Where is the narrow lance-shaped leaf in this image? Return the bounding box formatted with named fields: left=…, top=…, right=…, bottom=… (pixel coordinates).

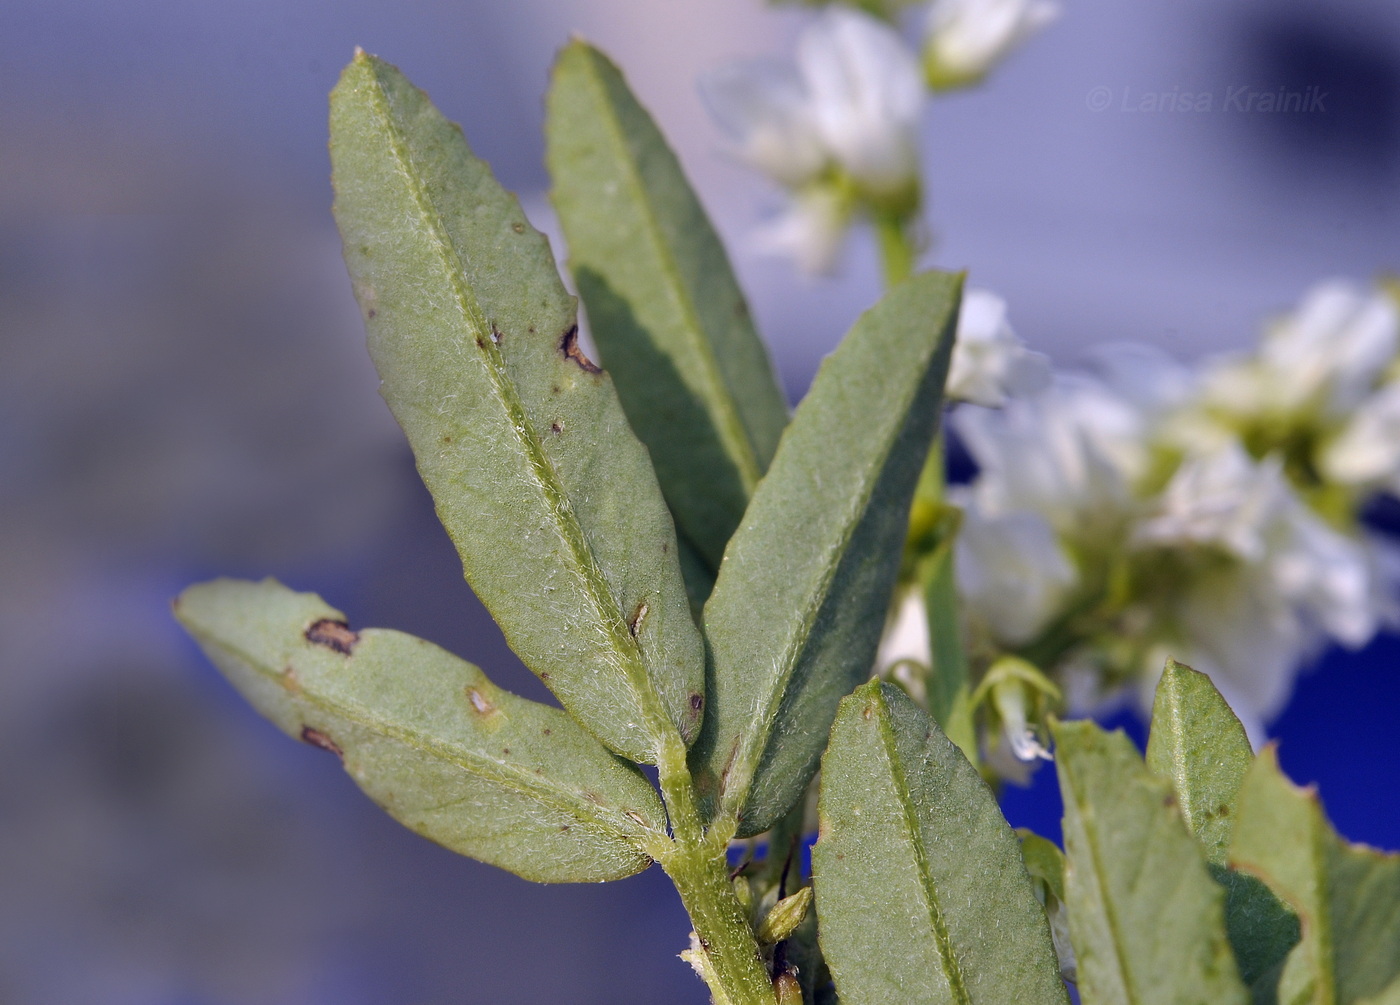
left=693, top=271, right=962, bottom=837
left=1146, top=660, right=1299, bottom=988
left=546, top=41, right=789, bottom=572
left=814, top=682, right=1070, bottom=1005
left=1230, top=746, right=1400, bottom=1005
left=330, top=52, right=704, bottom=764
left=1054, top=719, right=1249, bottom=1005
left=175, top=579, right=667, bottom=883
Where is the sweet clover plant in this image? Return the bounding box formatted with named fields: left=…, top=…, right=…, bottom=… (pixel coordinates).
left=176, top=16, right=1400, bottom=1004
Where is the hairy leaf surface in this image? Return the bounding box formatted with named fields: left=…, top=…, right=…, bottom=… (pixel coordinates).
left=330, top=52, right=703, bottom=763
left=1146, top=660, right=1298, bottom=988
left=176, top=578, right=666, bottom=883
left=814, top=682, right=1069, bottom=1005
left=547, top=41, right=788, bottom=571
left=1231, top=748, right=1400, bottom=1005
left=1054, top=719, right=1248, bottom=1004
left=693, top=271, right=961, bottom=836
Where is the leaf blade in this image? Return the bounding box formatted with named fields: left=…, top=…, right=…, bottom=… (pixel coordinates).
left=1145, top=660, right=1298, bottom=989
left=694, top=271, right=962, bottom=836
left=546, top=41, right=789, bottom=570
left=813, top=682, right=1069, bottom=1005
left=176, top=578, right=667, bottom=883
left=1054, top=719, right=1249, bottom=1005
left=329, top=52, right=704, bottom=763
left=1230, top=747, right=1400, bottom=1005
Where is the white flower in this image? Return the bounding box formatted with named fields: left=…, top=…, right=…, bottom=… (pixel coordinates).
left=1259, top=279, right=1398, bottom=417
left=1193, top=281, right=1400, bottom=427
left=953, top=496, right=1077, bottom=646
left=750, top=186, right=850, bottom=274
left=797, top=7, right=924, bottom=197
left=923, top=0, right=1061, bottom=88
left=697, top=59, right=827, bottom=188
left=953, top=374, right=1147, bottom=534
left=1320, top=381, right=1400, bottom=491
left=945, top=288, right=1050, bottom=406
left=875, top=588, right=930, bottom=672
left=1133, top=445, right=1287, bottom=561
left=1270, top=503, right=1376, bottom=648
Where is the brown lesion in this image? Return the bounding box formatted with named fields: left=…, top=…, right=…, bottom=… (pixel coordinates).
left=559, top=325, right=601, bottom=374
left=305, top=618, right=359, bottom=655
left=300, top=726, right=344, bottom=759
left=627, top=601, right=649, bottom=638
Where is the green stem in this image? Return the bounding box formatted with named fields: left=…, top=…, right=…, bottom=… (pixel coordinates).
left=874, top=212, right=915, bottom=289
left=656, top=738, right=776, bottom=1005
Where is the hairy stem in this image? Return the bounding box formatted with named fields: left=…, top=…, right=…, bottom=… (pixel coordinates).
left=657, top=737, right=776, bottom=1005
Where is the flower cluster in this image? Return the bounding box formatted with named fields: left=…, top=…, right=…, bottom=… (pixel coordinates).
left=701, top=0, right=1058, bottom=273
left=907, top=280, right=1400, bottom=766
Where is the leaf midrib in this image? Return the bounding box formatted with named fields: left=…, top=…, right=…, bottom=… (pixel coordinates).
left=874, top=691, right=972, bottom=1004
left=206, top=627, right=659, bottom=848
left=1065, top=752, right=1141, bottom=1003
left=573, top=49, right=763, bottom=493
left=722, top=385, right=920, bottom=818
left=361, top=61, right=673, bottom=750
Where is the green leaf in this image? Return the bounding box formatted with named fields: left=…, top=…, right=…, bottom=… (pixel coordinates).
left=175, top=578, right=667, bottom=883
left=546, top=41, right=788, bottom=571
left=692, top=271, right=962, bottom=837
left=813, top=682, right=1069, bottom=1005
left=329, top=51, right=704, bottom=764
left=1053, top=719, right=1249, bottom=1004
left=1230, top=746, right=1400, bottom=1005
left=1146, top=660, right=1299, bottom=989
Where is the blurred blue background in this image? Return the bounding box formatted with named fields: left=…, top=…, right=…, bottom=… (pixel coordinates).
left=2, top=0, right=1398, bottom=1002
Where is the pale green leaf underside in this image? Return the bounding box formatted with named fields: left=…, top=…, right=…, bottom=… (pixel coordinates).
left=175, top=578, right=666, bottom=883
left=1231, top=748, right=1400, bottom=1005
left=546, top=41, right=788, bottom=572
left=1146, top=660, right=1298, bottom=988
left=693, top=271, right=962, bottom=837
left=815, top=682, right=1069, bottom=1005
left=1054, top=719, right=1248, bottom=1005
left=329, top=52, right=704, bottom=763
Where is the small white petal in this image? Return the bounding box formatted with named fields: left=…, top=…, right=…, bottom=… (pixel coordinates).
left=1260, top=279, right=1400, bottom=416
left=1133, top=445, right=1287, bottom=561
left=875, top=589, right=931, bottom=671
left=925, top=0, right=1061, bottom=83
left=1320, top=381, right=1400, bottom=487
left=798, top=8, right=924, bottom=195
left=751, top=187, right=850, bottom=274
left=954, top=497, right=1077, bottom=645
left=698, top=59, right=828, bottom=187
left=945, top=288, right=1050, bottom=406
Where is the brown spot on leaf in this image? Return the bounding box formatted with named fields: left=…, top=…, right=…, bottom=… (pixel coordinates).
left=305, top=618, right=358, bottom=655
left=543, top=728, right=552, bottom=736
left=502, top=747, right=511, bottom=755
left=475, top=335, right=486, bottom=349
left=301, top=726, right=343, bottom=759
left=560, top=325, right=601, bottom=374
left=539, top=672, right=552, bottom=681
left=550, top=421, right=563, bottom=434
left=512, top=221, right=525, bottom=234
left=628, top=601, right=649, bottom=638
left=366, top=308, right=377, bottom=319
left=625, top=811, right=647, bottom=827
left=862, top=704, right=873, bottom=720
left=490, top=325, right=502, bottom=345
left=690, top=693, right=704, bottom=712
left=442, top=434, right=453, bottom=444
